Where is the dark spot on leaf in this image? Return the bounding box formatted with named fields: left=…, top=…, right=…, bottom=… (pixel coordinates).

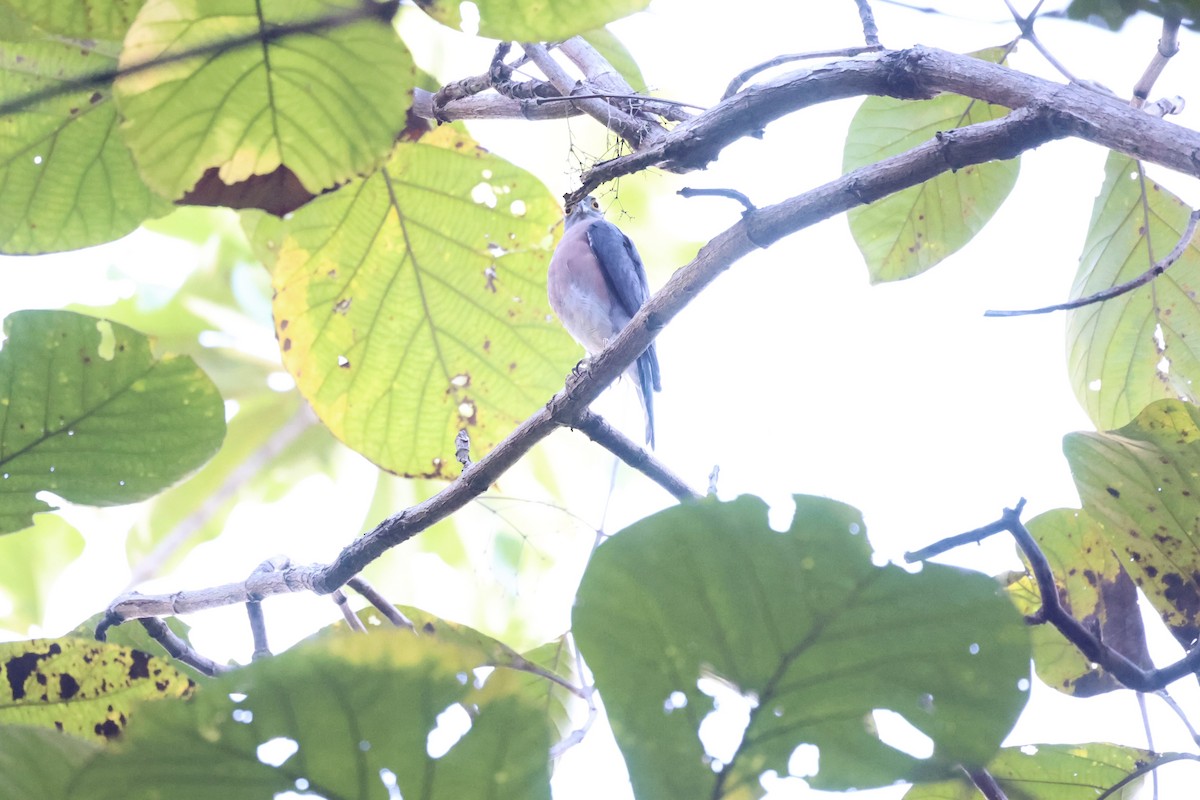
left=1146, top=566, right=1159, bottom=578
left=89, top=91, right=102, bottom=104
left=1082, top=569, right=1098, bottom=586
left=283, top=338, right=292, bottom=352
left=399, top=106, right=432, bottom=142
left=423, top=622, right=436, bottom=633
left=333, top=298, right=351, bottom=315
left=1106, top=487, right=1120, bottom=498
left=279, top=319, right=289, bottom=331
left=59, top=673, right=80, bottom=699
left=483, top=338, right=491, bottom=352
left=95, top=719, right=121, bottom=739
left=128, top=650, right=151, bottom=680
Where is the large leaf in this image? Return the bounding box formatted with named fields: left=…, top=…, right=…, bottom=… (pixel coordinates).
left=1067, top=0, right=1200, bottom=31
left=1066, top=152, right=1200, bottom=430
left=0, top=35, right=169, bottom=253
left=0, top=724, right=99, bottom=800
left=0, top=638, right=194, bottom=739
left=417, top=0, right=650, bottom=40
left=1005, top=509, right=1150, bottom=696
left=0, top=514, right=84, bottom=632
left=844, top=47, right=1018, bottom=283
left=115, top=0, right=414, bottom=211
left=71, top=631, right=552, bottom=799
left=261, top=124, right=576, bottom=477
left=574, top=495, right=1031, bottom=799
left=904, top=742, right=1152, bottom=799
left=1065, top=398, right=1200, bottom=649
left=0, top=0, right=143, bottom=39
left=0, top=310, right=226, bottom=534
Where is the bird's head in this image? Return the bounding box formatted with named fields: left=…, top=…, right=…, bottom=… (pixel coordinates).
left=564, top=195, right=603, bottom=229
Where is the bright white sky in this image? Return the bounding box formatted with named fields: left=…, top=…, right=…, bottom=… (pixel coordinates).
left=3, top=1, right=1200, bottom=798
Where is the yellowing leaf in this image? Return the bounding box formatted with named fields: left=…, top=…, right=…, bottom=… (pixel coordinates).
left=844, top=47, right=1018, bottom=282
left=1066, top=152, right=1200, bottom=430
left=418, top=0, right=650, bottom=40
left=115, top=0, right=414, bottom=205
left=264, top=125, right=575, bottom=477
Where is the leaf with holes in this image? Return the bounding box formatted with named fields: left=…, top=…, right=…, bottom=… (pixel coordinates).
left=0, top=638, right=194, bottom=739
left=1005, top=508, right=1150, bottom=696
left=415, top=0, right=650, bottom=40
left=843, top=47, right=1018, bottom=283
left=0, top=32, right=169, bottom=253
left=1067, top=152, right=1200, bottom=430
left=70, top=630, right=551, bottom=799
left=114, top=0, right=414, bottom=213
left=1065, top=398, right=1200, bottom=650
left=260, top=124, right=576, bottom=477
left=903, top=742, right=1153, bottom=799
left=0, top=310, right=226, bottom=534
left=573, top=495, right=1031, bottom=798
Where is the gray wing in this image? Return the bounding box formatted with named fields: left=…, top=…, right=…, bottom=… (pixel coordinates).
left=586, top=219, right=662, bottom=395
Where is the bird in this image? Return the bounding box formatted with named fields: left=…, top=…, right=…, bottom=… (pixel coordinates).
left=547, top=195, right=662, bottom=447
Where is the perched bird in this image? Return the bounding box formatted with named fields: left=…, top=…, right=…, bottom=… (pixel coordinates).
left=547, top=195, right=662, bottom=447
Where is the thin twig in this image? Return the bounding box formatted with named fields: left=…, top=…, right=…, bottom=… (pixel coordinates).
left=1095, top=753, right=1200, bottom=800
left=572, top=410, right=700, bottom=502
left=679, top=187, right=757, bottom=214
left=1132, top=14, right=1181, bottom=107
left=1002, top=0, right=1077, bottom=83
left=346, top=576, right=414, bottom=630
left=0, top=1, right=398, bottom=118
left=986, top=209, right=1200, bottom=317
left=246, top=600, right=271, bottom=659
left=722, top=46, right=882, bottom=99
left=534, top=93, right=704, bottom=110
left=332, top=590, right=366, bottom=632
left=966, top=767, right=1009, bottom=800
left=1154, top=690, right=1200, bottom=746
left=854, top=0, right=882, bottom=47
left=138, top=617, right=232, bottom=676
left=908, top=501, right=1200, bottom=692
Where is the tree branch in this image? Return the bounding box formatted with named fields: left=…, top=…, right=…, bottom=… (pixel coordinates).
left=572, top=410, right=701, bottom=502
left=906, top=502, right=1200, bottom=693
left=986, top=208, right=1200, bottom=317
left=100, top=98, right=1067, bottom=627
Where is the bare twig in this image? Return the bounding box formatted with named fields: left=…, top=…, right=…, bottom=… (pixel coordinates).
left=246, top=600, right=271, bottom=659
left=0, top=1, right=399, bottom=118
left=346, top=576, right=414, bottom=630
left=1095, top=754, right=1200, bottom=800
left=1133, top=14, right=1182, bottom=107
left=907, top=501, right=1200, bottom=692
left=332, top=590, right=367, bottom=632
left=572, top=411, right=700, bottom=502
left=986, top=208, right=1200, bottom=317
left=138, top=617, right=232, bottom=676
left=558, top=36, right=694, bottom=123
left=966, top=767, right=1009, bottom=800
left=679, top=186, right=757, bottom=214
left=721, top=46, right=883, bottom=100
left=522, top=43, right=665, bottom=149
left=1002, top=0, right=1077, bottom=83
left=854, top=0, right=882, bottom=47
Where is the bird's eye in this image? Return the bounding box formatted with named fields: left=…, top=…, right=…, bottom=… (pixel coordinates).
left=590, top=199, right=600, bottom=210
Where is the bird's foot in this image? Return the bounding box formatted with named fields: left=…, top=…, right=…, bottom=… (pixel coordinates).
left=571, top=355, right=595, bottom=376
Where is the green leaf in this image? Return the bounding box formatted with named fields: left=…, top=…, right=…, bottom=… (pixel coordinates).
left=1066, top=152, right=1200, bottom=430
left=844, top=47, right=1018, bottom=283
left=1005, top=509, right=1149, bottom=696
left=573, top=495, right=1032, bottom=798
left=0, top=514, right=84, bottom=632
left=0, top=724, right=99, bottom=800
left=904, top=742, right=1153, bottom=799
left=114, top=0, right=415, bottom=207
left=0, top=37, right=169, bottom=253
left=262, top=124, right=577, bottom=477
left=582, top=27, right=646, bottom=91
left=1066, top=0, right=1200, bottom=31
left=71, top=631, right=551, bottom=799
left=0, top=310, right=226, bottom=534
left=1065, top=398, right=1200, bottom=647
left=0, top=638, right=194, bottom=739
left=417, top=0, right=650, bottom=40
left=0, top=0, right=143, bottom=39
